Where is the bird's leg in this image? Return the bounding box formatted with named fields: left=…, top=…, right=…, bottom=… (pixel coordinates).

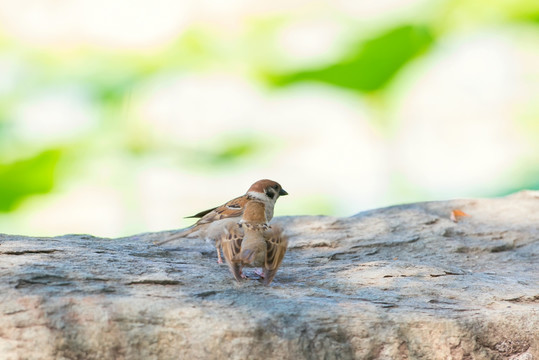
left=216, top=247, right=223, bottom=264
left=240, top=266, right=247, bottom=279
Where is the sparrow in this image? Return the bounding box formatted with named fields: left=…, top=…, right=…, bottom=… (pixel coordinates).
left=155, top=179, right=288, bottom=264
left=220, top=200, right=288, bottom=286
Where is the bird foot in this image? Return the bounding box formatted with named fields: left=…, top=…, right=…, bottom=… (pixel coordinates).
left=254, top=268, right=265, bottom=278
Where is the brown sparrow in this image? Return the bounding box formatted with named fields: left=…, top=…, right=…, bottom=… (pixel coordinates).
left=155, top=179, right=288, bottom=264
left=221, top=200, right=288, bottom=286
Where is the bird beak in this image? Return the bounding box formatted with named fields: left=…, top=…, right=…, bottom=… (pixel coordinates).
left=279, top=189, right=288, bottom=196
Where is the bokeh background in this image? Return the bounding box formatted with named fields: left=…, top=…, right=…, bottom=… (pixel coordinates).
left=0, top=0, right=538, bottom=237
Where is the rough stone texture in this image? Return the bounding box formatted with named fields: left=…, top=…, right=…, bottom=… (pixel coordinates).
left=1, top=191, right=538, bottom=360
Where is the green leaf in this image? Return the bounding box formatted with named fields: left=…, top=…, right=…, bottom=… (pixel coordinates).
left=268, top=25, right=434, bottom=92
left=0, top=149, right=61, bottom=212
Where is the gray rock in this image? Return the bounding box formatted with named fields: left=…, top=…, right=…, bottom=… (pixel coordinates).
left=0, top=191, right=538, bottom=359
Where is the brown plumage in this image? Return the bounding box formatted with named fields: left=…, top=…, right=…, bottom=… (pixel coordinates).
left=155, top=179, right=288, bottom=264
left=221, top=200, right=288, bottom=286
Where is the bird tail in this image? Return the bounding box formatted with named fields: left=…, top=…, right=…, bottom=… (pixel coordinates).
left=154, top=226, right=197, bottom=245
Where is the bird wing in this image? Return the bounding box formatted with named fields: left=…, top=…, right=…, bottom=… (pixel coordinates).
left=188, top=195, right=250, bottom=226
left=221, top=223, right=245, bottom=282
left=263, top=225, right=288, bottom=285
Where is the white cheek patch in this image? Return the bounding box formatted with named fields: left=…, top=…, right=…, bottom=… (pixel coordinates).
left=246, top=191, right=268, bottom=202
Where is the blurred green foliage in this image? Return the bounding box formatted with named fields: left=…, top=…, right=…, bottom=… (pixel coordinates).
left=0, top=149, right=61, bottom=212
left=0, top=0, right=539, bottom=236
left=180, top=135, right=272, bottom=171
left=268, top=25, right=434, bottom=92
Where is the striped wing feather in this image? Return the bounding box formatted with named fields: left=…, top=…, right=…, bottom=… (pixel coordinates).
left=221, top=223, right=245, bottom=282
left=190, top=195, right=249, bottom=225
left=263, top=225, right=288, bottom=285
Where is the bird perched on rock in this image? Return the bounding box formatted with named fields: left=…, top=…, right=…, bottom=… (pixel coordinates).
left=221, top=200, right=288, bottom=286
left=155, top=179, right=288, bottom=264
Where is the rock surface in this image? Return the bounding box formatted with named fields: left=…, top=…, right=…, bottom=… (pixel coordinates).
left=1, top=191, right=538, bottom=360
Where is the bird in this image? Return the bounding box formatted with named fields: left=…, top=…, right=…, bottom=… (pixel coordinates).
left=220, top=200, right=288, bottom=286
left=155, top=179, right=288, bottom=264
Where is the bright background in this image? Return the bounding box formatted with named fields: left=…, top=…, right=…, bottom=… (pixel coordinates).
left=0, top=0, right=538, bottom=237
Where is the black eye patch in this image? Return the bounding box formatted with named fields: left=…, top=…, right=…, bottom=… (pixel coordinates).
left=265, top=188, right=275, bottom=199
